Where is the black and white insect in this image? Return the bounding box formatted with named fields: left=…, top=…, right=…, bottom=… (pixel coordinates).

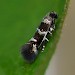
left=21, top=11, right=58, bottom=63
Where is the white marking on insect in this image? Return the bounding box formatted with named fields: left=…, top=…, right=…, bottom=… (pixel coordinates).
left=50, top=28, right=54, bottom=31
left=43, top=18, right=51, bottom=25
left=37, top=28, right=47, bottom=35
left=32, top=44, right=38, bottom=54
left=43, top=46, right=45, bottom=48
left=48, top=31, right=52, bottom=35
left=42, top=48, right=44, bottom=51
left=30, top=37, right=37, bottom=42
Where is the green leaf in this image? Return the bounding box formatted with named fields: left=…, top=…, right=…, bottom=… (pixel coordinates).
left=0, top=0, right=70, bottom=75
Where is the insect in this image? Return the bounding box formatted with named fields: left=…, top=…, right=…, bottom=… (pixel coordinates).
left=21, top=11, right=58, bottom=63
